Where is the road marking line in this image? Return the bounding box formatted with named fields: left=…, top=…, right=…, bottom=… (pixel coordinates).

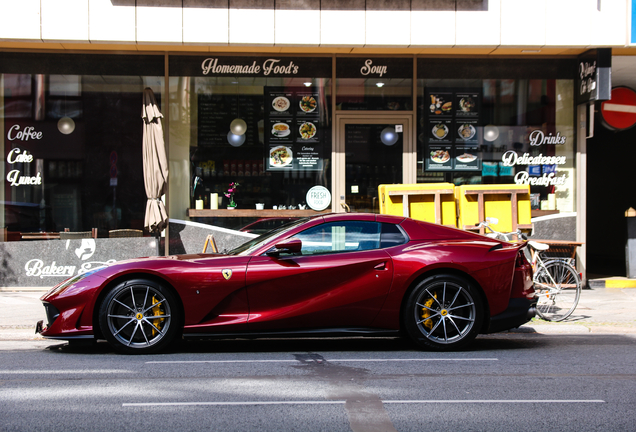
left=145, top=358, right=498, bottom=364
left=328, top=358, right=498, bottom=362
left=123, top=399, right=605, bottom=407
left=383, top=399, right=606, bottom=404
left=123, top=401, right=347, bottom=407
left=145, top=360, right=297, bottom=364
left=0, top=370, right=133, bottom=374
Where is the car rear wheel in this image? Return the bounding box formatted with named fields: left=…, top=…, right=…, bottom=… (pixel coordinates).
left=98, top=279, right=180, bottom=354
left=404, top=274, right=483, bottom=351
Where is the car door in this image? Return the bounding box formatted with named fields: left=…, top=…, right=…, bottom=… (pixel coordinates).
left=245, top=220, right=393, bottom=331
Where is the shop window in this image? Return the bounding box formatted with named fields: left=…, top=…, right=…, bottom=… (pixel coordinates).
left=417, top=77, right=575, bottom=216
left=169, top=56, right=332, bottom=232
left=1, top=54, right=164, bottom=241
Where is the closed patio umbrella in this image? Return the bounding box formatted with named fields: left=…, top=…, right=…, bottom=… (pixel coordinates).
left=142, top=88, right=169, bottom=235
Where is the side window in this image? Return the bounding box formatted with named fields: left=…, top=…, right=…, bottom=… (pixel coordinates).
left=294, top=221, right=382, bottom=256
left=380, top=223, right=408, bottom=248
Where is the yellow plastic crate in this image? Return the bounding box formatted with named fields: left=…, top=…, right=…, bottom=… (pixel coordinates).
left=455, top=184, right=532, bottom=234
left=378, top=183, right=456, bottom=226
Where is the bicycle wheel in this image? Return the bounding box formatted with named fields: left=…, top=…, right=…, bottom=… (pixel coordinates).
left=534, top=260, right=581, bottom=321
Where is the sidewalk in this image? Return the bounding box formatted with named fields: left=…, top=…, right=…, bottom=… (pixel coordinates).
left=518, top=285, right=636, bottom=335
left=1, top=286, right=635, bottom=342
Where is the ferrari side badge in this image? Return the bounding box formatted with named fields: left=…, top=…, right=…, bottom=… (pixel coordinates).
left=222, top=269, right=232, bottom=280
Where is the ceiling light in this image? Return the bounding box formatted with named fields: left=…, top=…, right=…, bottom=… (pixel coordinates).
left=57, top=117, right=75, bottom=134
left=376, top=82, right=385, bottom=88
left=484, top=125, right=500, bottom=142
left=304, top=82, right=312, bottom=87
left=230, top=118, right=247, bottom=136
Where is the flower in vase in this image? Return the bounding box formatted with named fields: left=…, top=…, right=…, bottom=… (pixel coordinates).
left=224, top=181, right=240, bottom=208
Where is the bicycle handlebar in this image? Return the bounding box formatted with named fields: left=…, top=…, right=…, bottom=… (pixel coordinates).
left=475, top=220, right=528, bottom=242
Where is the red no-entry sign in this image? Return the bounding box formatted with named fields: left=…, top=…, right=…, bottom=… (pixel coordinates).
left=601, top=86, right=636, bottom=131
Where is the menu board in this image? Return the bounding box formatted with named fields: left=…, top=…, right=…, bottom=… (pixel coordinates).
left=197, top=94, right=259, bottom=146
left=424, top=88, right=482, bottom=172
left=265, top=87, right=323, bottom=171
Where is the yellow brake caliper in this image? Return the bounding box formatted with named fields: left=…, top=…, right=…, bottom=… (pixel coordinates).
left=421, top=293, right=438, bottom=330
left=151, top=296, right=165, bottom=336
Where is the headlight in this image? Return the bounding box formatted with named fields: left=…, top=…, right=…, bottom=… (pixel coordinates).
left=44, top=266, right=108, bottom=297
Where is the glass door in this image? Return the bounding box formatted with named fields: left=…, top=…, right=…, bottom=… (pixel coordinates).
left=334, top=114, right=414, bottom=213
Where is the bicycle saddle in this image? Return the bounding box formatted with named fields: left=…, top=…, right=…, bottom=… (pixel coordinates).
left=528, top=240, right=550, bottom=251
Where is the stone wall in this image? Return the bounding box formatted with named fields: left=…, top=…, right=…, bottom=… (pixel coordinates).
left=0, top=220, right=256, bottom=288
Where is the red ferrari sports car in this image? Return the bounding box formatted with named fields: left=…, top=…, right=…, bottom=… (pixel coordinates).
left=37, top=213, right=536, bottom=353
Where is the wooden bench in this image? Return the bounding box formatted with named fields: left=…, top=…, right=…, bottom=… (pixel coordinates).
left=532, top=239, right=584, bottom=266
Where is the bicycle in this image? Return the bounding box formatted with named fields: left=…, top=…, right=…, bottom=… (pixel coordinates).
left=475, top=218, right=582, bottom=322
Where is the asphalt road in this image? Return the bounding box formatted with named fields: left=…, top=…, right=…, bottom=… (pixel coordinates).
left=1, top=334, right=635, bottom=432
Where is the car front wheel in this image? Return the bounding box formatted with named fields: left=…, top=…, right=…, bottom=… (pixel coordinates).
left=404, top=274, right=483, bottom=351
left=98, top=279, right=180, bottom=354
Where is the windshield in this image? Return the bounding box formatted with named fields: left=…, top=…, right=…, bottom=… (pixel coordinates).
left=227, top=218, right=310, bottom=256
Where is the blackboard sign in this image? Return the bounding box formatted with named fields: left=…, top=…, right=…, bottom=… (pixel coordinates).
left=197, top=94, right=260, bottom=147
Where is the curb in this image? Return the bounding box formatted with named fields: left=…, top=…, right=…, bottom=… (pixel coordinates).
left=516, top=322, right=636, bottom=334
left=587, top=278, right=636, bottom=289
left=0, top=287, right=49, bottom=293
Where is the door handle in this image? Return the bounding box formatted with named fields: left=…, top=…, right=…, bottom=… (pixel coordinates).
left=374, top=262, right=386, bottom=270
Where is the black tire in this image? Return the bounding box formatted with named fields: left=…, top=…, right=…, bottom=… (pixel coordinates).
left=404, top=274, right=483, bottom=351
left=98, top=279, right=181, bottom=354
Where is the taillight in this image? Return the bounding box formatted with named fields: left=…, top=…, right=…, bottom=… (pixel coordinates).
left=516, top=249, right=530, bottom=267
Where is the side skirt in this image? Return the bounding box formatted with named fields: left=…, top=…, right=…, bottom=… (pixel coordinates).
left=183, top=327, right=401, bottom=340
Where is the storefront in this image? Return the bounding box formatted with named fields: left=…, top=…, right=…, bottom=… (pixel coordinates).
left=1, top=51, right=580, bottom=286
left=176, top=55, right=577, bottom=227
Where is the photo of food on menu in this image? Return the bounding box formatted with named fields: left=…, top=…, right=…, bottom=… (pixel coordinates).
left=429, top=119, right=453, bottom=144
left=455, top=92, right=480, bottom=117
left=426, top=145, right=453, bottom=170
left=424, top=88, right=482, bottom=171
left=428, top=92, right=453, bottom=116
left=454, top=145, right=480, bottom=170
left=265, top=87, right=322, bottom=171
left=270, top=92, right=293, bottom=115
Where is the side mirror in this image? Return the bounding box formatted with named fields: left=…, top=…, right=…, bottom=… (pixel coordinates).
left=267, top=238, right=302, bottom=256
left=486, top=217, right=499, bottom=225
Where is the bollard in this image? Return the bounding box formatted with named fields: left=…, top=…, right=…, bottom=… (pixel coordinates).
left=626, top=207, right=636, bottom=278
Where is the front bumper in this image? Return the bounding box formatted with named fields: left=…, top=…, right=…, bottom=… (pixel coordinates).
left=486, top=297, right=537, bottom=334
left=36, top=299, right=94, bottom=339
left=36, top=319, right=95, bottom=339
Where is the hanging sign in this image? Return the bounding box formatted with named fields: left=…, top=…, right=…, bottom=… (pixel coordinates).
left=577, top=49, right=612, bottom=104
left=601, top=86, right=636, bottom=131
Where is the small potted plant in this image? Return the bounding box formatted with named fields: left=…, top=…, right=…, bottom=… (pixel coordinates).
left=224, top=182, right=239, bottom=209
